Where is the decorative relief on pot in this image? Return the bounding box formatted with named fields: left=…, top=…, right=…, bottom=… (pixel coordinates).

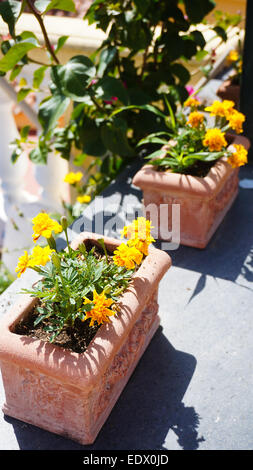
left=92, top=292, right=159, bottom=423
left=212, top=170, right=238, bottom=212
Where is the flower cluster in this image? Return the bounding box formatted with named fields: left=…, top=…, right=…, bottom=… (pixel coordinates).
left=227, top=144, right=248, bottom=168
left=16, top=214, right=154, bottom=342
left=64, top=171, right=83, bottom=185
left=83, top=290, right=115, bottom=326
left=113, top=217, right=155, bottom=269
left=187, top=111, right=204, bottom=129
left=204, top=100, right=245, bottom=135
left=15, top=213, right=61, bottom=278
left=202, top=128, right=227, bottom=152
left=63, top=171, right=91, bottom=220
left=138, top=97, right=248, bottom=175
left=32, top=212, right=62, bottom=242
left=15, top=246, right=55, bottom=278
left=226, top=49, right=243, bottom=82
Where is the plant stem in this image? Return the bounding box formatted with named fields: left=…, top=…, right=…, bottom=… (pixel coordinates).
left=63, top=228, right=72, bottom=254
left=90, top=95, right=104, bottom=113
left=26, top=0, right=60, bottom=65
left=47, top=236, right=57, bottom=251
left=28, top=57, right=51, bottom=66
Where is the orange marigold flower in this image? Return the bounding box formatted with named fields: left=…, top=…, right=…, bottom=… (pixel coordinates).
left=15, top=251, right=30, bottom=278
left=227, top=50, right=239, bottom=64
left=64, top=171, right=83, bottom=185
left=32, top=213, right=62, bottom=242
left=205, top=100, right=235, bottom=118
left=83, top=290, right=115, bottom=326
left=127, top=234, right=155, bottom=256
left=76, top=194, right=91, bottom=204
left=29, top=245, right=55, bottom=267
left=227, top=110, right=245, bottom=134
left=203, top=128, right=227, bottom=152
left=227, top=144, right=248, bottom=168
left=113, top=243, right=143, bottom=270
left=184, top=97, right=200, bottom=108
left=121, top=217, right=153, bottom=241
left=187, top=111, right=204, bottom=128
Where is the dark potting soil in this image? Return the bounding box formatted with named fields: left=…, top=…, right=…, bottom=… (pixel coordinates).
left=14, top=242, right=111, bottom=354
left=14, top=306, right=101, bottom=354
left=157, top=159, right=215, bottom=177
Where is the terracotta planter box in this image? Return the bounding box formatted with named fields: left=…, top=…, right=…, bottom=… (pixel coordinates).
left=132, top=135, right=250, bottom=249
left=0, top=232, right=171, bottom=445
left=216, top=78, right=240, bottom=109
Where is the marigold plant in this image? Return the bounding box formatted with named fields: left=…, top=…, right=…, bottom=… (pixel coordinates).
left=130, top=96, right=248, bottom=175
left=16, top=214, right=154, bottom=342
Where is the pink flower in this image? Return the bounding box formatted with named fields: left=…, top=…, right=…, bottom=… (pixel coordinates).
left=186, top=85, right=195, bottom=96
left=104, top=96, right=118, bottom=105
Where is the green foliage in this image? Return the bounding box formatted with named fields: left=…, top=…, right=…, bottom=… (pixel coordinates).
left=0, top=0, right=229, bottom=199
left=34, top=0, right=76, bottom=15
left=0, top=261, right=14, bottom=295
left=132, top=96, right=238, bottom=174
left=22, top=243, right=133, bottom=342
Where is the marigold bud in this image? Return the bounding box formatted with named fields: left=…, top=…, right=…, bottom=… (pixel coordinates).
left=60, top=216, right=68, bottom=231
left=51, top=253, right=61, bottom=270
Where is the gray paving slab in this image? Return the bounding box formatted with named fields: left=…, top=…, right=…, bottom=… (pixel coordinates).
left=0, top=157, right=253, bottom=451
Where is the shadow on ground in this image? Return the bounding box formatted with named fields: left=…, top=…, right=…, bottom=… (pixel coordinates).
left=4, top=327, right=201, bottom=450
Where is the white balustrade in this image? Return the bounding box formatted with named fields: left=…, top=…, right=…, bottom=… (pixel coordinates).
left=34, top=152, right=70, bottom=212
left=0, top=77, right=70, bottom=275
left=0, top=84, right=29, bottom=205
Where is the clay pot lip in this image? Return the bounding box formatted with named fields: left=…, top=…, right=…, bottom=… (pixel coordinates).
left=133, top=134, right=250, bottom=197
left=0, top=231, right=171, bottom=389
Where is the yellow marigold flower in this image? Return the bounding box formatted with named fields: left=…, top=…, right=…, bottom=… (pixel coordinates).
left=227, top=110, right=245, bottom=134
left=203, top=128, right=227, bottom=151
left=127, top=234, right=155, bottom=256
left=205, top=100, right=235, bottom=118
left=121, top=217, right=154, bottom=241
left=83, top=290, right=115, bottom=326
left=227, top=144, right=248, bottom=168
left=29, top=245, right=55, bottom=267
left=187, top=111, right=204, bottom=128
left=76, top=194, right=91, bottom=204
left=113, top=243, right=143, bottom=270
left=15, top=251, right=30, bottom=278
left=32, top=212, right=62, bottom=242
left=184, top=97, right=200, bottom=108
left=227, top=50, right=239, bottom=64
left=64, top=171, right=83, bottom=185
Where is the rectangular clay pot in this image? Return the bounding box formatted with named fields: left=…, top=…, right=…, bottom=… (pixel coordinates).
left=0, top=232, right=171, bottom=444
left=132, top=135, right=250, bottom=249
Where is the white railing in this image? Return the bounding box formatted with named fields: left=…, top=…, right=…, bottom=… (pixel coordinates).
left=0, top=78, right=70, bottom=274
